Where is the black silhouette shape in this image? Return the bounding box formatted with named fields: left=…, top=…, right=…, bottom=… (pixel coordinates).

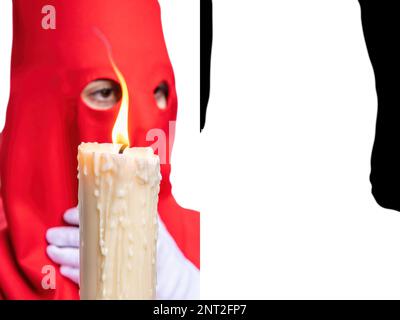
left=200, top=0, right=212, bottom=131
left=360, top=1, right=400, bottom=211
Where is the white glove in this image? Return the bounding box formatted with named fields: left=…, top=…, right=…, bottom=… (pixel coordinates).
left=46, top=208, right=80, bottom=284
left=156, top=218, right=200, bottom=300
left=46, top=207, right=199, bottom=299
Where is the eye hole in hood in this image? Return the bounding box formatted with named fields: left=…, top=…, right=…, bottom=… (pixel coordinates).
left=81, top=79, right=122, bottom=110
left=154, top=81, right=169, bottom=110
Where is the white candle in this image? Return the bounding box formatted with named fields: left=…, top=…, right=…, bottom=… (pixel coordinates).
left=78, top=143, right=161, bottom=300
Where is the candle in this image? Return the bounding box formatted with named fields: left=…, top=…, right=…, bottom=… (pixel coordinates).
left=78, top=143, right=161, bottom=299
left=77, top=45, right=160, bottom=299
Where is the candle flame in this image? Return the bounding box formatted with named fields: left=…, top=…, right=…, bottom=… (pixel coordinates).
left=93, top=28, right=130, bottom=147
left=110, top=58, right=130, bottom=147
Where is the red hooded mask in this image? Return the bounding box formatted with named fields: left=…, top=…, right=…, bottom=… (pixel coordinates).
left=0, top=0, right=199, bottom=300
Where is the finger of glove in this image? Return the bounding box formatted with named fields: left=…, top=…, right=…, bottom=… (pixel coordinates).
left=60, top=266, right=80, bottom=285
left=47, top=245, right=79, bottom=268
left=64, top=207, right=79, bottom=226
left=46, top=227, right=79, bottom=248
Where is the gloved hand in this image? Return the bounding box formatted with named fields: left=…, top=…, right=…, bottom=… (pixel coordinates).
left=46, top=207, right=199, bottom=299
left=46, top=208, right=80, bottom=284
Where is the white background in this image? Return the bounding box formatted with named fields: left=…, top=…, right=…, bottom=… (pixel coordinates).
left=2, top=0, right=400, bottom=300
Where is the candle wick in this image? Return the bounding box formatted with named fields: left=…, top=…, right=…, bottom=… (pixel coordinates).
left=119, top=145, right=128, bottom=154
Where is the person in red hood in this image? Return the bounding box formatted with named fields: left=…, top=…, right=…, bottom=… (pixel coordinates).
left=0, top=0, right=199, bottom=299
